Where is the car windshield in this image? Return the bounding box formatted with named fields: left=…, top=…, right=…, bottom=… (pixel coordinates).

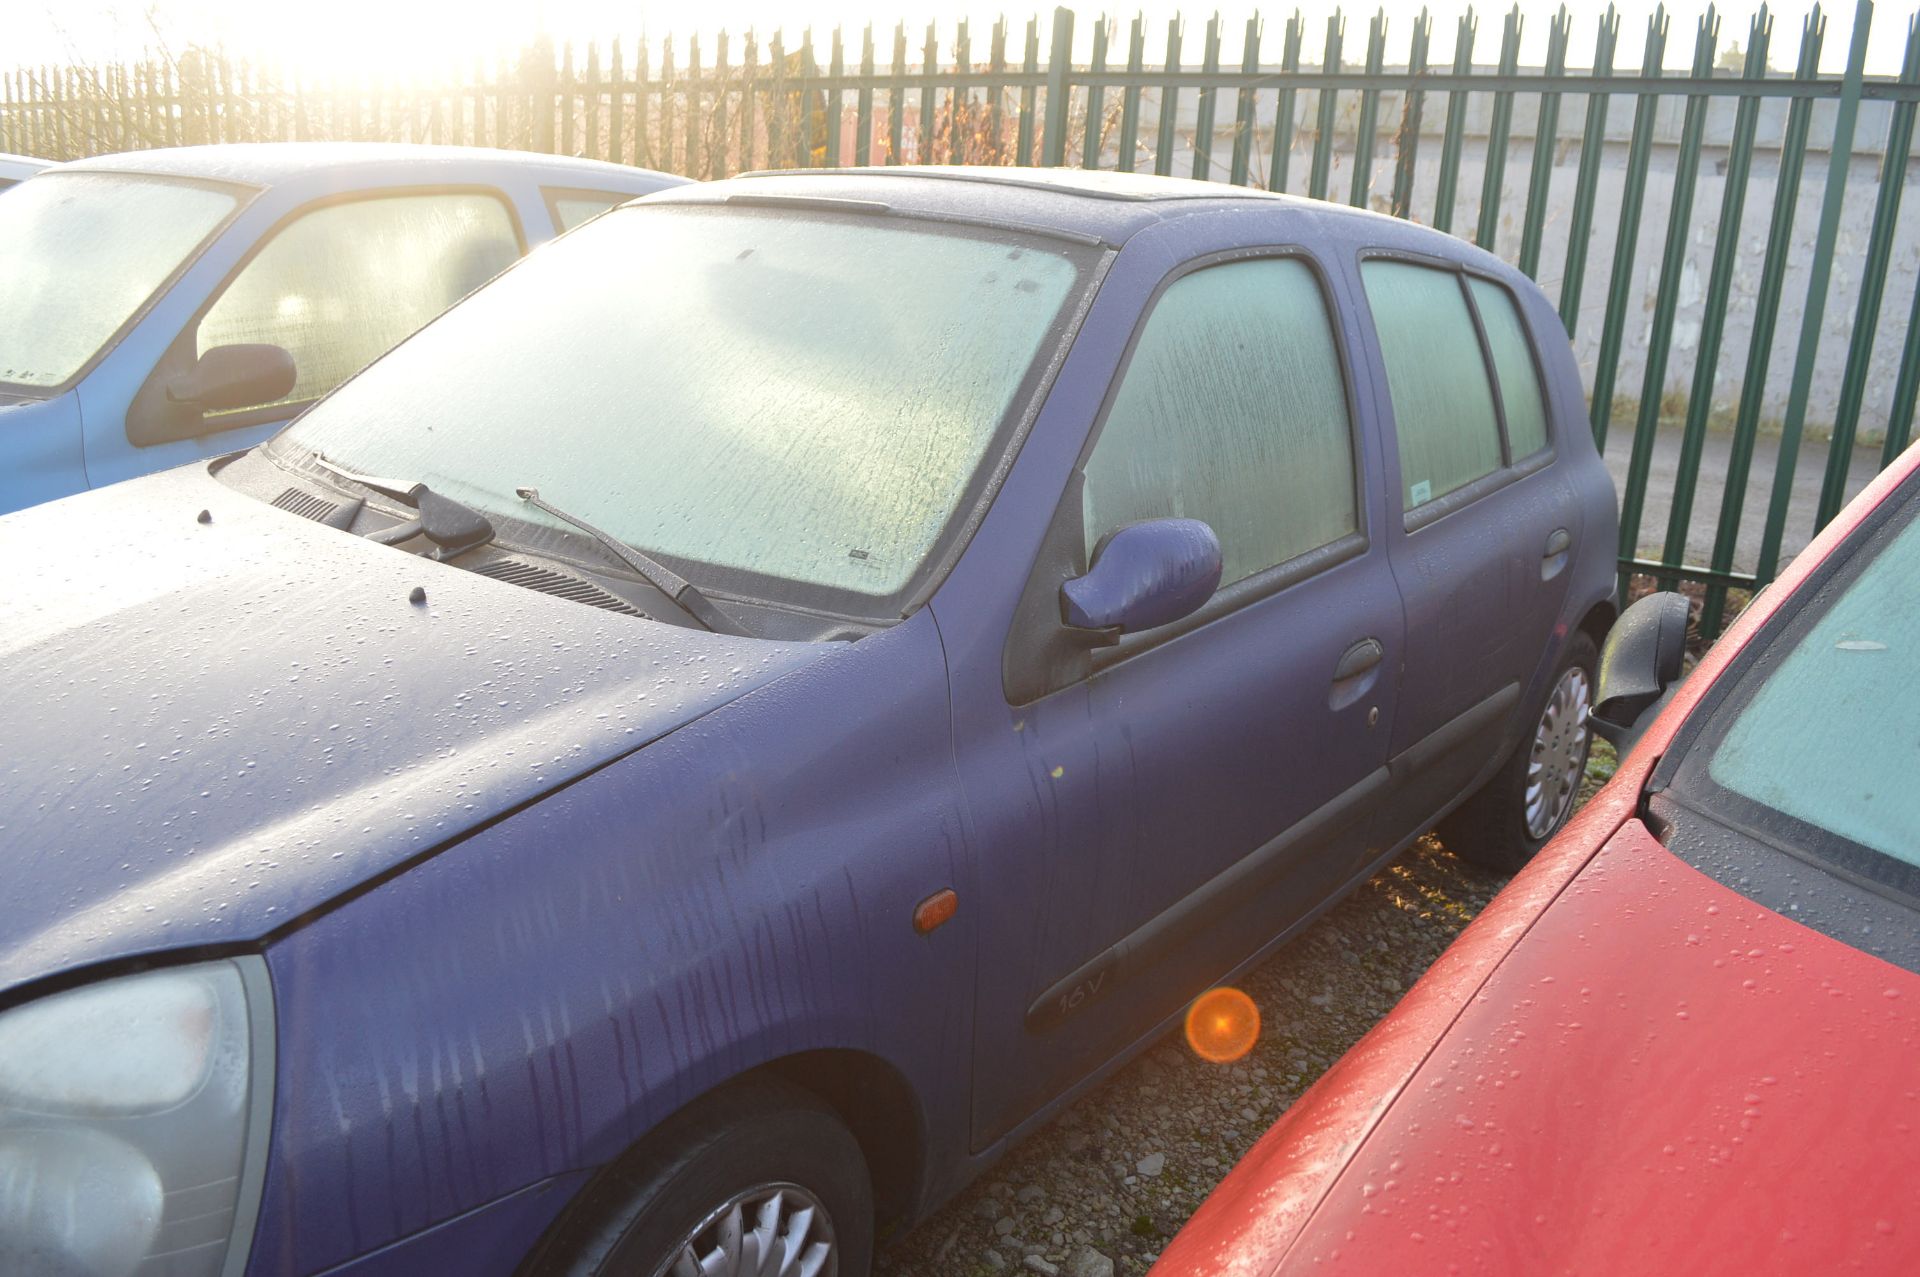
left=1683, top=488, right=1920, bottom=874
left=0, top=171, right=243, bottom=389
left=279, top=205, right=1096, bottom=611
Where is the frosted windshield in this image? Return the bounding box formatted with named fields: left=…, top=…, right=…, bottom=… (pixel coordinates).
left=285, top=207, right=1090, bottom=602
left=0, top=172, right=239, bottom=388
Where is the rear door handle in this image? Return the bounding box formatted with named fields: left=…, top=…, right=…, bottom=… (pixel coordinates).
left=1541, top=528, right=1573, bottom=581
left=1332, top=638, right=1384, bottom=683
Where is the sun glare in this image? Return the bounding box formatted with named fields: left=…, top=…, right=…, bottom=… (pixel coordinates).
left=1185, top=986, right=1260, bottom=1064
left=19, top=0, right=1909, bottom=83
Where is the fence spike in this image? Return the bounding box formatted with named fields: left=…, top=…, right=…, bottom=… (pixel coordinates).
left=1815, top=4, right=1918, bottom=526
left=1617, top=1, right=1720, bottom=599
left=1585, top=4, right=1669, bottom=449
left=1041, top=7, right=1075, bottom=167
left=856, top=24, right=876, bottom=166
left=889, top=22, right=908, bottom=164
left=1432, top=7, right=1478, bottom=230
left=1153, top=16, right=1184, bottom=176
left=1474, top=5, right=1524, bottom=247
left=1230, top=15, right=1264, bottom=187
left=1755, top=0, right=1873, bottom=586
left=1389, top=8, right=1432, bottom=215
left=1348, top=10, right=1387, bottom=207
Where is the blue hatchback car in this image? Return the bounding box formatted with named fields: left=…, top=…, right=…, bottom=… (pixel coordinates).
left=0, top=168, right=1616, bottom=1277
left=0, top=143, right=683, bottom=515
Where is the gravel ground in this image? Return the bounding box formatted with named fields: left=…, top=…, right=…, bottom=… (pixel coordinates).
left=878, top=741, right=1620, bottom=1277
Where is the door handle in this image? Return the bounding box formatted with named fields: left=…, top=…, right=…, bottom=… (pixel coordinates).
left=1541, top=528, right=1573, bottom=582
left=1332, top=638, right=1384, bottom=682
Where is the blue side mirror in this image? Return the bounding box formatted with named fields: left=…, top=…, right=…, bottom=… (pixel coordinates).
left=1060, top=518, right=1223, bottom=643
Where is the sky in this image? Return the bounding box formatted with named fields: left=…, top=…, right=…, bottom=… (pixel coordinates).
left=12, top=0, right=1914, bottom=78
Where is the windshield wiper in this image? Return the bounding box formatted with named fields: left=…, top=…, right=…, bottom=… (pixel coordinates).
left=312, top=455, right=494, bottom=558
left=515, top=486, right=745, bottom=637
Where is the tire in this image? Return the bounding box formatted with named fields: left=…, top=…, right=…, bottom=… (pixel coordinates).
left=1437, top=631, right=1598, bottom=874
left=530, top=1077, right=873, bottom=1277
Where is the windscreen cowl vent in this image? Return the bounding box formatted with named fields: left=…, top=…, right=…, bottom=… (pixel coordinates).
left=272, top=488, right=339, bottom=521
left=471, top=559, right=647, bottom=617
left=271, top=486, right=363, bottom=529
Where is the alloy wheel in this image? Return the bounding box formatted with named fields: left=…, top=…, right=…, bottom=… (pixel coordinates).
left=1524, top=664, right=1593, bottom=840
left=655, top=1183, right=836, bottom=1277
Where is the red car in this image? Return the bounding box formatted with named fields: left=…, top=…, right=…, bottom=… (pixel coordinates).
left=1154, top=442, right=1920, bottom=1276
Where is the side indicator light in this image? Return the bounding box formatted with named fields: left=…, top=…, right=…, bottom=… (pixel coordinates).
left=1185, top=986, right=1260, bottom=1063
left=913, top=889, right=958, bottom=935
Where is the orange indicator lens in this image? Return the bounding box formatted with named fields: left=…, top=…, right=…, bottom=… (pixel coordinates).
left=1185, top=986, right=1260, bottom=1063
left=913, top=889, right=958, bottom=935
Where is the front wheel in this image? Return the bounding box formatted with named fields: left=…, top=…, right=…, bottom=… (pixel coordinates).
left=534, top=1078, right=873, bottom=1277
left=1438, top=631, right=1597, bottom=874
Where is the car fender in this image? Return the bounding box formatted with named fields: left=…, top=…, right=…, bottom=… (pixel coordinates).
left=250, top=611, right=973, bottom=1274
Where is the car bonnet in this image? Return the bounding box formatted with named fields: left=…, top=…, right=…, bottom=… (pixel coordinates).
left=0, top=464, right=827, bottom=997
left=1280, top=820, right=1920, bottom=1273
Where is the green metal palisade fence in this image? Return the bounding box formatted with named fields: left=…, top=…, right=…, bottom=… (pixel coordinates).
left=5, top=1, right=1919, bottom=637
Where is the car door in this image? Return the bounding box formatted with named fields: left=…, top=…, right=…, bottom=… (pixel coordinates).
left=952, top=248, right=1405, bottom=1149
left=84, top=187, right=525, bottom=490
left=1353, top=254, right=1583, bottom=832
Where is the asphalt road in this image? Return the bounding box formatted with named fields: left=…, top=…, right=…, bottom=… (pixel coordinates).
left=1602, top=424, right=1886, bottom=572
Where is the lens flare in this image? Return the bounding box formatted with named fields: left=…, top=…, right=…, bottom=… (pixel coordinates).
left=1184, top=986, right=1260, bottom=1064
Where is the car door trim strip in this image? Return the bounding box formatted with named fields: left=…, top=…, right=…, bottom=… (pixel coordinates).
left=1023, top=763, right=1391, bottom=1033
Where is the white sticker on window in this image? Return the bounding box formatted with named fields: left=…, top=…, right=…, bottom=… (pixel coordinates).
left=1410, top=479, right=1432, bottom=505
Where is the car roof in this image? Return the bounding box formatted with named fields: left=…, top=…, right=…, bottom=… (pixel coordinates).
left=649, top=164, right=1447, bottom=252
left=55, top=142, right=684, bottom=190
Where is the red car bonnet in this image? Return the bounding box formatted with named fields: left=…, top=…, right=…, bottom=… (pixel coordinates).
left=1280, top=821, right=1920, bottom=1273
left=1152, top=445, right=1920, bottom=1277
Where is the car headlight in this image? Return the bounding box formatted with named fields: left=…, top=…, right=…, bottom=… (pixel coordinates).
left=0, top=959, right=274, bottom=1277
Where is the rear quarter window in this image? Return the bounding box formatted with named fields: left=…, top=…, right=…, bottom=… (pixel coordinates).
left=545, top=189, right=634, bottom=232
left=1467, top=278, right=1551, bottom=459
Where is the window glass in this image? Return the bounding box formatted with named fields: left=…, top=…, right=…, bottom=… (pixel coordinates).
left=1469, top=277, right=1549, bottom=459
left=1703, top=504, right=1920, bottom=867
left=198, top=192, right=520, bottom=412
left=1362, top=260, right=1502, bottom=509
left=0, top=173, right=239, bottom=388
left=282, top=209, right=1093, bottom=603
left=1081, top=258, right=1356, bottom=588
left=549, top=191, right=630, bottom=231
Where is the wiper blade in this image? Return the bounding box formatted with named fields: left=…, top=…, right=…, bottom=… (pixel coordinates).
left=312, top=455, right=494, bottom=558
left=515, top=486, right=746, bottom=637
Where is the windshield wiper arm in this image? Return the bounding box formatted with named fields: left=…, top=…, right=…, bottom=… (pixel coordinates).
left=312, top=455, right=494, bottom=558
left=515, top=486, right=745, bottom=637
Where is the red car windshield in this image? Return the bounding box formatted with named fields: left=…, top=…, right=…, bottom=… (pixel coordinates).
left=1653, top=469, right=1920, bottom=969
left=1703, top=501, right=1920, bottom=869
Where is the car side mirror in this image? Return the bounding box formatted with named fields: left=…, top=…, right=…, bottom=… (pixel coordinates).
left=166, top=344, right=297, bottom=415
left=1589, top=591, right=1691, bottom=754
left=1060, top=518, right=1222, bottom=645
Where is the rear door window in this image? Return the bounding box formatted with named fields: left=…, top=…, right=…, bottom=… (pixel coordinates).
left=197, top=190, right=521, bottom=415
left=1081, top=256, right=1357, bottom=589
left=1361, top=260, right=1503, bottom=510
